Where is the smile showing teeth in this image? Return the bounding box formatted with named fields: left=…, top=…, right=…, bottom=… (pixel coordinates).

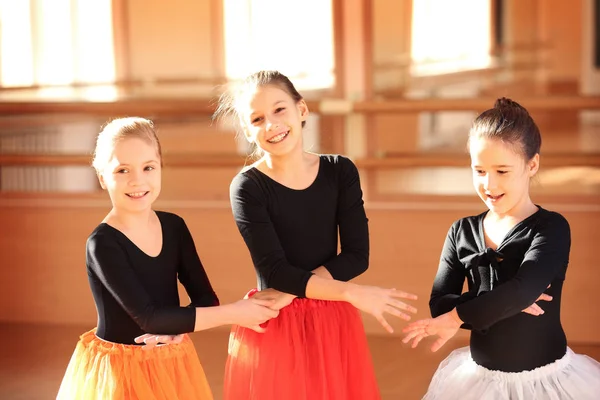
left=487, top=194, right=504, bottom=201
left=126, top=191, right=148, bottom=199
left=267, top=131, right=289, bottom=144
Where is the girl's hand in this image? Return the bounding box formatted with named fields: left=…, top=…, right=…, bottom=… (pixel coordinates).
left=247, top=288, right=296, bottom=311
left=231, top=298, right=280, bottom=332
left=402, top=309, right=462, bottom=352
left=522, top=286, right=552, bottom=316
left=345, top=285, right=418, bottom=333
left=134, top=333, right=184, bottom=350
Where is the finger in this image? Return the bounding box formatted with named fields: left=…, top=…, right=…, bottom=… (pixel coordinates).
left=143, top=335, right=159, bottom=344
left=531, top=304, right=544, bottom=315
left=148, top=335, right=165, bottom=343
left=431, top=336, right=450, bottom=353
left=522, top=304, right=543, bottom=315
left=249, top=290, right=273, bottom=300
left=376, top=314, right=394, bottom=334
left=134, top=334, right=152, bottom=344
left=390, top=289, right=418, bottom=300
left=402, top=328, right=425, bottom=344
left=401, top=319, right=430, bottom=332
left=524, top=304, right=543, bottom=315
left=156, top=335, right=177, bottom=344
left=537, top=294, right=553, bottom=302
left=411, top=333, right=428, bottom=349
left=248, top=325, right=266, bottom=333
left=250, top=298, right=277, bottom=307
left=141, top=343, right=157, bottom=350
left=142, top=336, right=164, bottom=350
left=402, top=329, right=425, bottom=344
left=388, top=299, right=417, bottom=314
left=384, top=305, right=411, bottom=321
left=522, top=306, right=537, bottom=315
left=141, top=337, right=159, bottom=350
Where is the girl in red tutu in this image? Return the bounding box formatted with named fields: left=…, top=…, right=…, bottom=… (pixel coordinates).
left=57, top=117, right=279, bottom=400
left=214, top=70, right=418, bottom=400
left=402, top=98, right=600, bottom=399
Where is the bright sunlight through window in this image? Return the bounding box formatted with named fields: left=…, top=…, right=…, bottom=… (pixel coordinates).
left=411, top=0, right=492, bottom=75
left=223, top=0, right=335, bottom=90
left=0, top=0, right=35, bottom=87
left=0, top=0, right=115, bottom=87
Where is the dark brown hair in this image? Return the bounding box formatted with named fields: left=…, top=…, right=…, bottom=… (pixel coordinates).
left=469, top=97, right=541, bottom=161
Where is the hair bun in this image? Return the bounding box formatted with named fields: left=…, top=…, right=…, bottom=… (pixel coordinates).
left=494, top=97, right=528, bottom=113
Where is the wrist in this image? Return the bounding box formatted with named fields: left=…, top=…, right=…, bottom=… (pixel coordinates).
left=219, top=303, right=238, bottom=326
left=341, top=282, right=359, bottom=302
left=312, top=266, right=334, bottom=279
left=449, top=308, right=463, bottom=326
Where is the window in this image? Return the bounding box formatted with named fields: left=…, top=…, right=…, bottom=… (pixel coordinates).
left=223, top=0, right=335, bottom=90
left=411, top=0, right=492, bottom=75
left=0, top=0, right=115, bottom=88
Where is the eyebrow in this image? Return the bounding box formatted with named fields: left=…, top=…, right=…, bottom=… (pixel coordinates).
left=472, top=164, right=513, bottom=168
left=249, top=100, right=287, bottom=119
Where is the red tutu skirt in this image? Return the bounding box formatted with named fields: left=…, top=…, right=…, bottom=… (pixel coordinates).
left=57, top=329, right=213, bottom=400
left=223, top=292, right=381, bottom=400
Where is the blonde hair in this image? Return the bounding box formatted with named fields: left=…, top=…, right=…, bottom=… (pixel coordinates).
left=92, top=117, right=162, bottom=173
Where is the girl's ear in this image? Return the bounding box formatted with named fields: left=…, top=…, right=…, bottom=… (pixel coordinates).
left=242, top=126, right=254, bottom=143
left=528, top=153, right=540, bottom=177
left=297, top=100, right=309, bottom=122
left=97, top=173, right=107, bottom=190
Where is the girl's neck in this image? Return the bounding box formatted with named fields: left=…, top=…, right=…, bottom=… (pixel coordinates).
left=262, top=148, right=309, bottom=174
left=105, top=207, right=155, bottom=231
left=488, top=197, right=538, bottom=224
left=257, top=150, right=320, bottom=190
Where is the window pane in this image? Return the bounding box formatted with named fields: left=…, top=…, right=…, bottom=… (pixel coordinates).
left=223, top=0, right=335, bottom=90
left=411, top=0, right=492, bottom=75
left=0, top=0, right=35, bottom=86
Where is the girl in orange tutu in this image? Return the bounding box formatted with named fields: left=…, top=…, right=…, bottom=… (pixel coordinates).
left=57, top=117, right=279, bottom=400
left=213, top=70, right=419, bottom=400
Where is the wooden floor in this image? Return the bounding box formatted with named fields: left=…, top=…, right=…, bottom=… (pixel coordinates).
left=1, top=323, right=599, bottom=400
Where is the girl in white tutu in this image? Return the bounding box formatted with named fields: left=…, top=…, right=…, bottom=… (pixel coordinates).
left=402, top=97, right=600, bottom=399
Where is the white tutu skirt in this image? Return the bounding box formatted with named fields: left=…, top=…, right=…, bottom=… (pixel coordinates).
left=423, top=347, right=600, bottom=400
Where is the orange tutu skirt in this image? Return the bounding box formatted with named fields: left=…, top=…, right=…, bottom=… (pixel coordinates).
left=223, top=293, right=381, bottom=400
left=57, top=329, right=213, bottom=400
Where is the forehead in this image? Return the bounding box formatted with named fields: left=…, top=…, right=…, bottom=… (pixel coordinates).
left=109, top=137, right=159, bottom=163
left=469, top=137, right=523, bottom=164
left=239, top=85, right=291, bottom=115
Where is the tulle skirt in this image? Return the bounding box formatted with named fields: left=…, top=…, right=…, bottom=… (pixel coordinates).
left=223, top=294, right=381, bottom=400
left=56, top=329, right=213, bottom=400
left=423, top=346, right=600, bottom=400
